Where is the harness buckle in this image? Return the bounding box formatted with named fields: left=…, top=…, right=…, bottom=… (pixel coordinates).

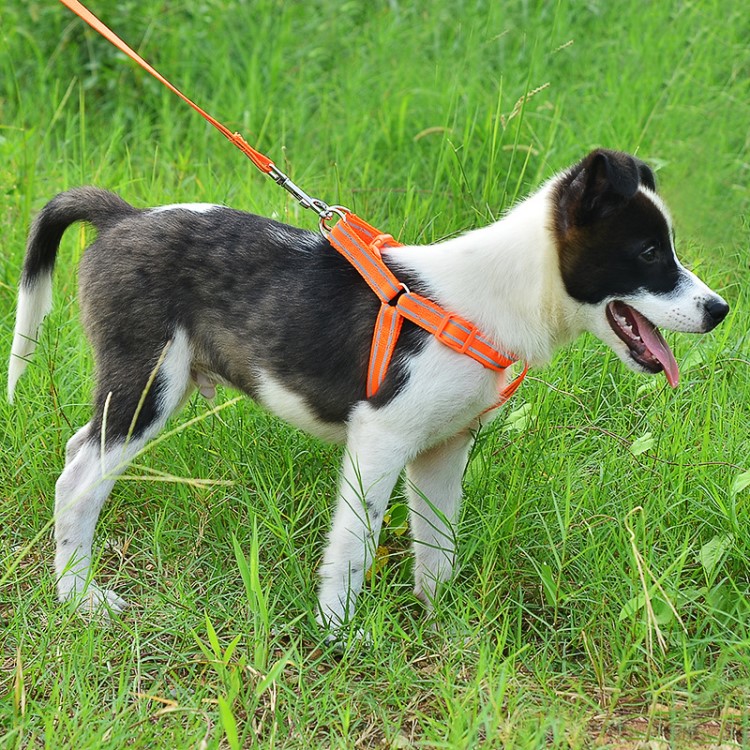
left=435, top=313, right=478, bottom=355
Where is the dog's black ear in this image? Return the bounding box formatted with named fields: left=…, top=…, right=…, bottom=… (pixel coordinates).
left=636, top=159, right=656, bottom=192
left=558, top=149, right=646, bottom=228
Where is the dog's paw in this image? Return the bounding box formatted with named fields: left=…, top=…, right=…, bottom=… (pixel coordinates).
left=60, top=581, right=128, bottom=618
left=80, top=586, right=128, bottom=617
left=321, top=627, right=370, bottom=652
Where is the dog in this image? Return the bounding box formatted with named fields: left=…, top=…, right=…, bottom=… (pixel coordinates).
left=8, top=149, right=729, bottom=635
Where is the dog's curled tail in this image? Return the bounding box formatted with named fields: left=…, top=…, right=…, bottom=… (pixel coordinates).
left=8, top=188, right=138, bottom=402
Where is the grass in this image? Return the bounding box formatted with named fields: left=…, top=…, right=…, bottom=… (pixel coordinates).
left=1, top=0, right=749, bottom=747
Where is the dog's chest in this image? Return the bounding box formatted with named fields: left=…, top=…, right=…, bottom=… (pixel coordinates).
left=358, top=340, right=507, bottom=450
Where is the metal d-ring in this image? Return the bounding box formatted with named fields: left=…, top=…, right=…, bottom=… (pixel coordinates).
left=318, top=205, right=350, bottom=236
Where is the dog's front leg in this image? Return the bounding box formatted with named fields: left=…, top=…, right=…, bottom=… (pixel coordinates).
left=316, top=412, right=408, bottom=635
left=405, top=429, right=473, bottom=611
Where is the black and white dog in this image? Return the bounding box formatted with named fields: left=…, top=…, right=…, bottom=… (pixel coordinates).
left=8, top=150, right=728, bottom=634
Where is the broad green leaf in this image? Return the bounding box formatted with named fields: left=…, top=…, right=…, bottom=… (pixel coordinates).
left=619, top=592, right=646, bottom=621
left=731, top=470, right=750, bottom=496
left=706, top=582, right=733, bottom=612
left=538, top=562, right=557, bottom=608
left=698, top=533, right=734, bottom=580
left=618, top=591, right=675, bottom=625
left=223, top=633, right=242, bottom=666
left=255, top=655, right=292, bottom=699
left=204, top=612, right=222, bottom=660
left=630, top=432, right=655, bottom=456
left=387, top=502, right=409, bottom=536
left=681, top=348, right=706, bottom=371
left=218, top=695, right=240, bottom=750
left=504, top=403, right=532, bottom=433
left=652, top=596, right=676, bottom=626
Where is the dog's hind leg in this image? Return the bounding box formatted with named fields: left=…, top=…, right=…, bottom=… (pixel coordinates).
left=405, top=430, right=473, bottom=612
left=54, top=330, right=194, bottom=615
left=55, top=434, right=141, bottom=613
left=65, top=422, right=91, bottom=463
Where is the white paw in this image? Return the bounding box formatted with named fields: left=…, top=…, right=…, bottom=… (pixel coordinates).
left=322, top=627, right=370, bottom=652
left=81, top=586, right=128, bottom=616
left=60, top=581, right=128, bottom=618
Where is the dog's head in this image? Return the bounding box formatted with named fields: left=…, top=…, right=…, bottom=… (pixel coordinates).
left=553, top=149, right=728, bottom=387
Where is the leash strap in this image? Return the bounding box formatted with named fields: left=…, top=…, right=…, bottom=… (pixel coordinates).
left=58, top=0, right=273, bottom=173
left=59, top=0, right=334, bottom=217
left=58, top=0, right=528, bottom=406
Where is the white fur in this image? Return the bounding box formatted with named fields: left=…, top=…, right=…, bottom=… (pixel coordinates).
left=386, top=182, right=723, bottom=381
left=256, top=368, right=347, bottom=443
left=406, top=429, right=473, bottom=607
left=54, top=433, right=139, bottom=614
left=8, top=272, right=53, bottom=402
left=386, top=181, right=580, bottom=367
left=148, top=203, right=221, bottom=215
left=156, top=328, right=194, bottom=414
left=317, top=338, right=502, bottom=628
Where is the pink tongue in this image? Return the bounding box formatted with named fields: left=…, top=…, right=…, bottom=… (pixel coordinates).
left=630, top=307, right=680, bottom=388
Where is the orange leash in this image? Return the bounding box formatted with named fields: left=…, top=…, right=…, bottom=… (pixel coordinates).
left=58, top=0, right=332, bottom=216
left=58, top=0, right=528, bottom=407
left=58, top=0, right=272, bottom=173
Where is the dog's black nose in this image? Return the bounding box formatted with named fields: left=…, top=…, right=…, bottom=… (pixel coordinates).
left=705, top=297, right=729, bottom=328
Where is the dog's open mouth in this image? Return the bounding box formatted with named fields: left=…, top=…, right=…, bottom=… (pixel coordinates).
left=606, top=301, right=679, bottom=388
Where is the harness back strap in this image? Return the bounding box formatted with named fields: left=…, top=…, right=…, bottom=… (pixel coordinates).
left=328, top=212, right=528, bottom=405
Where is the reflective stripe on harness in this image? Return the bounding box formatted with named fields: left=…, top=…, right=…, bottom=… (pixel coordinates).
left=328, top=211, right=528, bottom=405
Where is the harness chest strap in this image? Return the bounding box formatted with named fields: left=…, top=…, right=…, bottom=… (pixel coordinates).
left=327, top=212, right=528, bottom=405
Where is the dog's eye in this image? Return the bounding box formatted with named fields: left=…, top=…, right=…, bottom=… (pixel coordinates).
left=639, top=245, right=659, bottom=263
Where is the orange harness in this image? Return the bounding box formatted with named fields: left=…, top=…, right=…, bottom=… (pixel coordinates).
left=59, top=0, right=528, bottom=408
left=327, top=212, right=528, bottom=404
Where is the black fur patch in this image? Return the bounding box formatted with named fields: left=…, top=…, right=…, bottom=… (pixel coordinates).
left=553, top=150, right=679, bottom=304
left=23, top=188, right=137, bottom=283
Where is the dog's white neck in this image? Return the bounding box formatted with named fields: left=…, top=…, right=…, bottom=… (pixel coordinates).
left=387, top=181, right=580, bottom=366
